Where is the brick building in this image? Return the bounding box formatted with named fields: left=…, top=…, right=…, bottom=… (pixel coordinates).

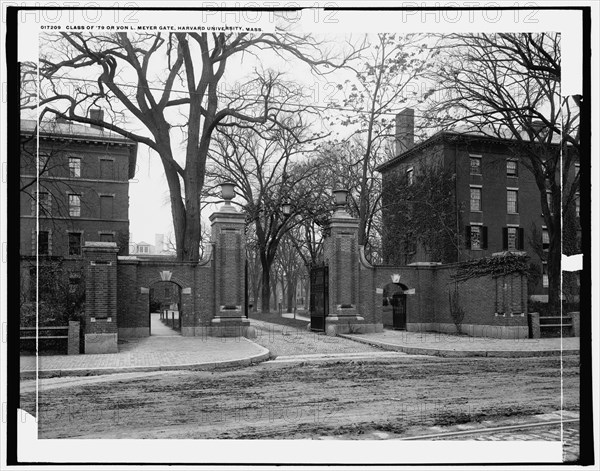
left=20, top=116, right=138, bottom=308
left=377, top=109, right=580, bottom=301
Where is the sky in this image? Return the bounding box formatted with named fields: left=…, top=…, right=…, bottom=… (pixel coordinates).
left=17, top=6, right=585, bottom=246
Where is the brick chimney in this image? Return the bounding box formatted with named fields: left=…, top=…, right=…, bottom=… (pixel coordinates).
left=89, top=108, right=104, bottom=129
left=395, top=108, right=414, bottom=155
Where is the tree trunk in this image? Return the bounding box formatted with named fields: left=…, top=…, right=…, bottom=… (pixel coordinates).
left=260, top=259, right=271, bottom=314
left=286, top=274, right=295, bottom=313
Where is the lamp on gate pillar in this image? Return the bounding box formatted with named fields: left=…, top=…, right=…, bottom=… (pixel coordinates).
left=220, top=181, right=236, bottom=212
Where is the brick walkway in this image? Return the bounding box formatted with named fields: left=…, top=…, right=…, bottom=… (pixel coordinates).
left=341, top=330, right=580, bottom=357
left=20, top=335, right=268, bottom=376
left=248, top=319, right=382, bottom=357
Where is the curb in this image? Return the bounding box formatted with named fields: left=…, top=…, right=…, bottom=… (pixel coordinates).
left=20, top=341, right=271, bottom=379
left=338, top=334, right=580, bottom=358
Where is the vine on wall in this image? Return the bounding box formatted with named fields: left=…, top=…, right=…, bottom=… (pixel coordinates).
left=452, top=253, right=530, bottom=283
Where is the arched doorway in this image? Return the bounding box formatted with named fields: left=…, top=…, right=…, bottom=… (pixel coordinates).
left=382, top=282, right=409, bottom=330
left=149, top=281, right=182, bottom=335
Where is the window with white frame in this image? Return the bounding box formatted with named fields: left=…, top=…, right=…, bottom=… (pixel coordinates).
left=507, top=189, right=518, bottom=214
left=470, top=156, right=481, bottom=175
left=506, top=160, right=518, bottom=177
left=68, top=194, right=81, bottom=217
left=69, top=157, right=81, bottom=178
left=507, top=227, right=517, bottom=250
left=470, top=186, right=482, bottom=211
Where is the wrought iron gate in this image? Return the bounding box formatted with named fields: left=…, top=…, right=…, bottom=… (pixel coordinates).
left=309, top=264, right=328, bottom=332
left=392, top=293, right=407, bottom=330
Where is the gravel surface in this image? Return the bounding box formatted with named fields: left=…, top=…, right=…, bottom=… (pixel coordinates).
left=20, top=354, right=579, bottom=450
left=248, top=319, right=382, bottom=356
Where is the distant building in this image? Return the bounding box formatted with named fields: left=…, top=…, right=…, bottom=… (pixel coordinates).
left=20, top=114, right=138, bottom=305
left=131, top=234, right=174, bottom=256
left=377, top=109, right=580, bottom=301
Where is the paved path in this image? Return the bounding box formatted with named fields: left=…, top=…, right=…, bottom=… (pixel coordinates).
left=341, top=330, right=580, bottom=357
left=20, top=335, right=269, bottom=377
left=149, top=312, right=180, bottom=336
left=248, top=319, right=382, bottom=357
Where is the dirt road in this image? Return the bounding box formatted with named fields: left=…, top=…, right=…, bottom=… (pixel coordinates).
left=20, top=355, right=579, bottom=440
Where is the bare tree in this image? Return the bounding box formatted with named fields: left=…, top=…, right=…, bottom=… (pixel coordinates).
left=208, top=117, right=328, bottom=313
left=332, top=33, right=433, bottom=251
left=30, top=31, right=363, bottom=261
left=427, top=32, right=579, bottom=313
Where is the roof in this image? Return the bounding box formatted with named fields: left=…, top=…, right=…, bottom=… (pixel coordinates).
left=21, top=119, right=138, bottom=179
left=376, top=129, right=564, bottom=173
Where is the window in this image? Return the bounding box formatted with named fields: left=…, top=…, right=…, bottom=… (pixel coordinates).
left=69, top=157, right=81, bottom=177
left=68, top=194, right=81, bottom=217
left=470, top=156, right=481, bottom=175
left=542, top=263, right=548, bottom=288
left=138, top=245, right=150, bottom=254
left=100, top=159, right=114, bottom=180
left=68, top=232, right=82, bottom=256
left=542, top=227, right=549, bottom=250
left=164, top=287, right=170, bottom=298
left=406, top=167, right=414, bottom=186
left=507, top=227, right=517, bottom=250
left=470, top=187, right=482, bottom=211
left=465, top=225, right=487, bottom=250
left=575, top=193, right=580, bottom=218
left=506, top=160, right=518, bottom=177
left=32, top=191, right=51, bottom=216
left=507, top=189, right=518, bottom=214
left=38, top=153, right=50, bottom=175
left=471, top=225, right=481, bottom=250
left=100, top=195, right=114, bottom=219
left=503, top=227, right=524, bottom=251
left=38, top=231, right=49, bottom=255
left=100, top=233, right=114, bottom=242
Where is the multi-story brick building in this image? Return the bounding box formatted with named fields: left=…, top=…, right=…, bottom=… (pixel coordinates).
left=377, top=109, right=580, bottom=300
left=20, top=115, right=138, bottom=307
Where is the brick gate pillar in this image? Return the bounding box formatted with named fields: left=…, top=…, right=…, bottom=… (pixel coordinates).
left=208, top=185, right=250, bottom=337
left=83, top=241, right=119, bottom=353
left=323, top=194, right=364, bottom=335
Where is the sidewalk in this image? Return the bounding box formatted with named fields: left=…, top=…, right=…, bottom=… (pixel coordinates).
left=340, top=330, right=580, bottom=358
left=20, top=315, right=269, bottom=378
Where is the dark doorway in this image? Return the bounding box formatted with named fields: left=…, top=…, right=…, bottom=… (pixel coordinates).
left=382, top=282, right=409, bottom=330
left=149, top=281, right=182, bottom=335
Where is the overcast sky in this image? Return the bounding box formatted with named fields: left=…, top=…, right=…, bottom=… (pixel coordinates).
left=20, top=6, right=584, bottom=246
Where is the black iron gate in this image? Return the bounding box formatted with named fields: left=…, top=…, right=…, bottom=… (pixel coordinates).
left=309, top=264, right=328, bottom=332
left=392, top=293, right=407, bottom=330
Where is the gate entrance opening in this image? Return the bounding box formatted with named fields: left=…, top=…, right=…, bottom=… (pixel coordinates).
left=149, top=281, right=182, bottom=335
left=382, top=282, right=409, bottom=330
